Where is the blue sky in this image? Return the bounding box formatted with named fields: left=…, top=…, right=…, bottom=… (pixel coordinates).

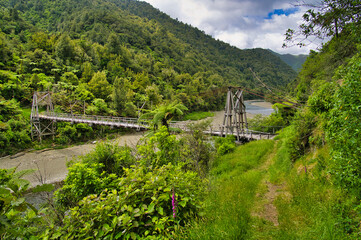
left=266, top=8, right=299, bottom=19
left=142, top=0, right=320, bottom=55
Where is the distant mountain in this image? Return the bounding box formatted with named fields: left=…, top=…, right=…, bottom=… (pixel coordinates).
left=119, top=0, right=297, bottom=87
left=269, top=50, right=308, bottom=72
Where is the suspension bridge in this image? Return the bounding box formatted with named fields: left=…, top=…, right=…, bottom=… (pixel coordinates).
left=30, top=88, right=282, bottom=142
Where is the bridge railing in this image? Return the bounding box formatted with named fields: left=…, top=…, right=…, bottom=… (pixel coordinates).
left=168, top=121, right=282, bottom=137
left=39, top=112, right=149, bottom=127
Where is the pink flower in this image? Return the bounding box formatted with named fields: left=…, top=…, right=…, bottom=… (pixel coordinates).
left=172, top=188, right=177, bottom=218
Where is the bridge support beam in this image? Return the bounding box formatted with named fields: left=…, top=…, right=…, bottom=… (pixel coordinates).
left=220, top=87, right=248, bottom=141
left=31, top=91, right=55, bottom=141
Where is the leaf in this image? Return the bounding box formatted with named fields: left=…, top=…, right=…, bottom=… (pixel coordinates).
left=0, top=187, right=10, bottom=195
left=11, top=197, right=25, bottom=207
left=157, top=206, right=164, bottom=216
left=115, top=231, right=123, bottom=239
left=179, top=201, right=186, bottom=208
left=147, top=203, right=155, bottom=213
left=32, top=184, right=55, bottom=193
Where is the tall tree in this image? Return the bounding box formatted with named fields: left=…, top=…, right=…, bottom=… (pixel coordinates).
left=112, top=77, right=128, bottom=113
left=284, top=0, right=361, bottom=47
left=87, top=71, right=112, bottom=100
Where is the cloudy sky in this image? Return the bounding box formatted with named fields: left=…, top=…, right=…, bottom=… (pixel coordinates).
left=142, top=0, right=321, bottom=55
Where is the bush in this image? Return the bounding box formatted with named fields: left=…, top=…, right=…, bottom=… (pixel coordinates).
left=55, top=143, right=135, bottom=208
left=49, top=164, right=205, bottom=239
left=326, top=53, right=361, bottom=195
left=215, top=135, right=236, bottom=156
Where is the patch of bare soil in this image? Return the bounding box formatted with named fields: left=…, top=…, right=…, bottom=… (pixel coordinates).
left=259, top=181, right=284, bottom=226
left=252, top=144, right=285, bottom=227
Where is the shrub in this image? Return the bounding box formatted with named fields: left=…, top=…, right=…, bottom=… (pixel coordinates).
left=49, top=164, right=205, bottom=239
left=55, top=143, right=135, bottom=208
left=215, top=135, right=236, bottom=156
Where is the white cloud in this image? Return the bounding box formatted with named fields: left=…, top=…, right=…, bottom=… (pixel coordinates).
left=142, top=0, right=321, bottom=55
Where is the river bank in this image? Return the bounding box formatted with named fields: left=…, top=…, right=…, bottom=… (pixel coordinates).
left=0, top=133, right=143, bottom=187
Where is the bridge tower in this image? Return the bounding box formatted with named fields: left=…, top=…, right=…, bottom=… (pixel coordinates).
left=30, top=91, right=56, bottom=141
left=220, top=87, right=248, bottom=141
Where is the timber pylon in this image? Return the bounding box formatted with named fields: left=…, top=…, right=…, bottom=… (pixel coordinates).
left=220, top=87, right=248, bottom=141
left=30, top=91, right=55, bottom=141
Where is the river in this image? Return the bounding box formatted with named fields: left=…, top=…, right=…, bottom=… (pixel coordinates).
left=0, top=100, right=274, bottom=187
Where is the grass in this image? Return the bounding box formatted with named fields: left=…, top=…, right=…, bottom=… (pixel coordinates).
left=181, top=140, right=275, bottom=239
left=183, top=112, right=214, bottom=121
left=249, top=127, right=351, bottom=239
left=181, top=126, right=354, bottom=239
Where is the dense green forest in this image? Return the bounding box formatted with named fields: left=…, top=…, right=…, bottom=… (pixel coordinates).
left=269, top=50, right=308, bottom=71
left=3, top=0, right=361, bottom=239
left=0, top=0, right=296, bottom=155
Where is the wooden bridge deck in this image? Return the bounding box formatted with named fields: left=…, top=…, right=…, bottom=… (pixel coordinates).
left=38, top=113, right=147, bottom=130
left=36, top=112, right=276, bottom=141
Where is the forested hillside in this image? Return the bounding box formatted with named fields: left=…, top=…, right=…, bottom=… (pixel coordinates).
left=0, top=0, right=296, bottom=155
left=269, top=50, right=308, bottom=71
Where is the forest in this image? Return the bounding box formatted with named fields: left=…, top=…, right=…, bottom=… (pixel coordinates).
left=3, top=0, right=361, bottom=239
left=0, top=0, right=296, bottom=156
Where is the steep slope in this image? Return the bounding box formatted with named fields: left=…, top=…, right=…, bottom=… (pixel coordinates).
left=1, top=0, right=296, bottom=89
left=117, top=0, right=297, bottom=88
left=269, top=50, right=308, bottom=71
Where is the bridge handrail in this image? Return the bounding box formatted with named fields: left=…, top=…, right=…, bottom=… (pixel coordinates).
left=39, top=112, right=149, bottom=126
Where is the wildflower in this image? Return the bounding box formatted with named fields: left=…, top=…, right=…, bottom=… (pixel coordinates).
left=172, top=188, right=177, bottom=218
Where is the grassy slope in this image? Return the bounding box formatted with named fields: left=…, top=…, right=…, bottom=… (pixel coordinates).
left=182, top=140, right=275, bottom=239
left=182, top=129, right=352, bottom=239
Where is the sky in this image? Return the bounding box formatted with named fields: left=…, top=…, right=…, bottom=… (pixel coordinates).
left=142, top=0, right=321, bottom=55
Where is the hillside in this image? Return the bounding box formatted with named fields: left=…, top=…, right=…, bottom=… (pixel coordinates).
left=0, top=0, right=296, bottom=93
left=0, top=0, right=296, bottom=154
left=269, top=50, right=308, bottom=71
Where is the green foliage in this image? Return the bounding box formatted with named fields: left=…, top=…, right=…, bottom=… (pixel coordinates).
left=180, top=121, right=216, bottom=177
left=0, top=99, right=31, bottom=156
left=55, top=143, right=135, bottom=208
left=183, top=111, right=214, bottom=121
left=87, top=71, right=112, bottom=100
left=0, top=168, right=51, bottom=239
left=284, top=0, right=361, bottom=47
left=50, top=126, right=213, bottom=238
left=326, top=53, right=361, bottom=195
left=56, top=122, right=94, bottom=144
left=137, top=126, right=181, bottom=167
left=0, top=0, right=297, bottom=154
left=215, top=135, right=236, bottom=156
left=292, top=25, right=360, bottom=102
left=50, top=164, right=205, bottom=239
left=141, top=101, right=188, bottom=130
